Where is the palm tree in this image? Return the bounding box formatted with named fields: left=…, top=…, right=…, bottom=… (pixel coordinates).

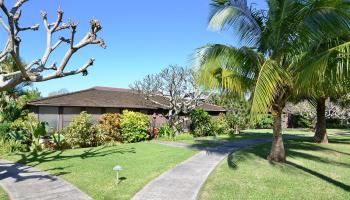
left=294, top=35, right=350, bottom=144
left=195, top=0, right=350, bottom=162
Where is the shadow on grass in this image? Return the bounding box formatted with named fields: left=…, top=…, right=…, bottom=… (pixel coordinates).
left=1, top=146, right=136, bottom=183
left=226, top=136, right=350, bottom=192
left=15, top=146, right=136, bottom=167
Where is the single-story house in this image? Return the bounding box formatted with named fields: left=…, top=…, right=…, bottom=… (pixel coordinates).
left=27, top=86, right=226, bottom=131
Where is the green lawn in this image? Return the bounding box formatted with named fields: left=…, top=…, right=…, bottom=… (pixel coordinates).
left=199, top=129, right=350, bottom=200
left=158, top=128, right=319, bottom=148
left=0, top=187, right=9, bottom=200
left=2, top=142, right=196, bottom=200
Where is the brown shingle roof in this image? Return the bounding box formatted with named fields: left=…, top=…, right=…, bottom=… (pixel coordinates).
left=27, top=86, right=226, bottom=112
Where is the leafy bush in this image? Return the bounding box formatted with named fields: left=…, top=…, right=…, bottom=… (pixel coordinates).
left=120, top=110, right=150, bottom=143
left=289, top=114, right=312, bottom=128
left=97, top=113, right=122, bottom=142
left=158, top=123, right=175, bottom=139
left=0, top=122, right=11, bottom=140
left=255, top=114, right=274, bottom=129
left=0, top=138, right=26, bottom=154
left=327, top=118, right=350, bottom=129
left=62, top=112, right=99, bottom=148
left=1, top=100, right=23, bottom=122
left=10, top=113, right=48, bottom=151
left=190, top=109, right=214, bottom=137
left=212, top=113, right=231, bottom=135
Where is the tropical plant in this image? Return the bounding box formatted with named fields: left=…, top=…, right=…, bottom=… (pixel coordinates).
left=10, top=113, right=48, bottom=151
left=158, top=123, right=176, bottom=139
left=120, top=110, right=150, bottom=143
left=194, top=0, right=350, bottom=161
left=293, top=34, right=350, bottom=143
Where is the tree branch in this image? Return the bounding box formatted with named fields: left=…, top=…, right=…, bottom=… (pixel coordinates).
left=0, top=2, right=105, bottom=91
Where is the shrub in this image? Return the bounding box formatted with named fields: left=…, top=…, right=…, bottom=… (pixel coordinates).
left=255, top=114, right=274, bottom=129
left=158, top=123, right=175, bottom=139
left=0, top=122, right=11, bottom=140
left=289, top=114, right=312, bottom=128
left=62, top=112, right=99, bottom=148
left=225, top=111, right=250, bottom=133
left=1, top=100, right=23, bottom=122
left=120, top=110, right=150, bottom=143
left=97, top=113, right=122, bottom=142
left=0, top=138, right=26, bottom=154
left=212, top=113, right=231, bottom=135
left=190, top=109, right=214, bottom=137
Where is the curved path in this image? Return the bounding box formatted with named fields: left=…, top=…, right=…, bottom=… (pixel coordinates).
left=0, top=159, right=92, bottom=200
left=132, top=138, right=271, bottom=200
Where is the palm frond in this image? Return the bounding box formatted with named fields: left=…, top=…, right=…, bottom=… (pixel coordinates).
left=194, top=44, right=261, bottom=96
left=250, top=59, right=291, bottom=117
left=294, top=40, right=350, bottom=96
left=209, top=0, right=262, bottom=46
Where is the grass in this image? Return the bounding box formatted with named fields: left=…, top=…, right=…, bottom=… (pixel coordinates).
left=199, top=129, right=350, bottom=200
left=2, top=142, right=196, bottom=200
left=0, top=187, right=9, bottom=200
left=157, top=128, right=316, bottom=148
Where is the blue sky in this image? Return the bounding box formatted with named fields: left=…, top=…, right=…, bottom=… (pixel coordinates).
left=0, top=0, right=266, bottom=96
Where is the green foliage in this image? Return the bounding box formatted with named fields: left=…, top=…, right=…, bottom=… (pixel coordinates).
left=62, top=112, right=99, bottom=148
left=212, top=113, right=231, bottom=135
left=327, top=118, right=350, bottom=129
left=52, top=133, right=65, bottom=146
left=120, top=110, right=150, bottom=143
left=10, top=113, right=47, bottom=151
left=190, top=109, right=215, bottom=137
left=97, top=113, right=122, bottom=142
left=0, top=122, right=11, bottom=140
left=289, top=114, right=312, bottom=128
left=1, top=100, right=23, bottom=122
left=254, top=115, right=274, bottom=129
left=158, top=124, right=176, bottom=139
left=0, top=138, right=26, bottom=154
left=0, top=87, right=41, bottom=123
left=209, top=94, right=251, bottom=131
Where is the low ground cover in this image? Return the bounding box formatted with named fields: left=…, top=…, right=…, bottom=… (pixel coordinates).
left=2, top=142, right=196, bottom=200
left=199, top=129, right=350, bottom=200
left=0, top=187, right=9, bottom=200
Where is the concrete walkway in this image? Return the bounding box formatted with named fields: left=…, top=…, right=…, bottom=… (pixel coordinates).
left=132, top=138, right=271, bottom=200
left=0, top=159, right=92, bottom=200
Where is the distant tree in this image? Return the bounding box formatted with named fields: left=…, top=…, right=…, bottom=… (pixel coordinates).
left=0, top=0, right=105, bottom=91
left=130, top=65, right=207, bottom=132
left=48, top=88, right=69, bottom=97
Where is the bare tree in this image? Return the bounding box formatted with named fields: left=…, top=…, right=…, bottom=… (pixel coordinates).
left=131, top=65, right=207, bottom=131
left=0, top=0, right=105, bottom=91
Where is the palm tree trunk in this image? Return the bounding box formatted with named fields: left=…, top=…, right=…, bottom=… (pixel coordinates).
left=267, top=107, right=286, bottom=162
left=314, top=97, right=328, bottom=144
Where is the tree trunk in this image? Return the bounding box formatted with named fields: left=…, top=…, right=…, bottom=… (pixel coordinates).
left=267, top=108, right=286, bottom=162
left=314, top=97, right=328, bottom=144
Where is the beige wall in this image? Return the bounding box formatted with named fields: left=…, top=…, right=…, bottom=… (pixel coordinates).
left=38, top=106, right=59, bottom=130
